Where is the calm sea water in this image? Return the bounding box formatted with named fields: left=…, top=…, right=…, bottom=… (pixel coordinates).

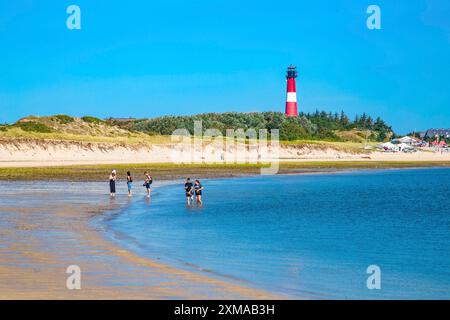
left=104, top=168, right=450, bottom=299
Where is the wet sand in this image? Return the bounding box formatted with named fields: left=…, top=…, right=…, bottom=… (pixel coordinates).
left=0, top=182, right=277, bottom=299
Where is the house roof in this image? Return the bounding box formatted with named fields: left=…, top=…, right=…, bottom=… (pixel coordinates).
left=423, top=129, right=450, bottom=139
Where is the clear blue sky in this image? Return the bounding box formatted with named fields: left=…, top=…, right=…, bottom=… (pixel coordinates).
left=0, top=0, right=449, bottom=133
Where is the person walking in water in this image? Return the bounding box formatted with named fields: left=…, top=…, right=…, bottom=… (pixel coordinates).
left=144, top=171, right=153, bottom=198
left=194, top=179, right=204, bottom=205
left=126, top=171, right=133, bottom=197
left=109, top=170, right=117, bottom=197
left=184, top=178, right=194, bottom=206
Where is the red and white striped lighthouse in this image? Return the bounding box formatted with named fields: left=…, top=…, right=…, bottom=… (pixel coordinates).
left=285, top=65, right=298, bottom=117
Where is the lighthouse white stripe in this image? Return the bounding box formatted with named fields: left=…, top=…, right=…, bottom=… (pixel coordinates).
left=287, top=92, right=297, bottom=102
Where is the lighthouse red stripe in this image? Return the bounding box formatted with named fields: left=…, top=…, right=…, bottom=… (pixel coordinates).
left=287, top=78, right=296, bottom=92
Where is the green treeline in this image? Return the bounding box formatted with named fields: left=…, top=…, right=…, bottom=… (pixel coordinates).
left=112, top=111, right=393, bottom=142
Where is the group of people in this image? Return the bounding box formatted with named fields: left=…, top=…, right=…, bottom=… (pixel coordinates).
left=184, top=178, right=204, bottom=206
left=108, top=170, right=204, bottom=205
left=109, top=170, right=153, bottom=198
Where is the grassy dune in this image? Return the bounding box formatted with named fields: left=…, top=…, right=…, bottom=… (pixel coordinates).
left=1, top=125, right=372, bottom=156
left=0, top=126, right=173, bottom=145
left=2, top=115, right=448, bottom=182
left=0, top=115, right=375, bottom=153
left=1, top=161, right=450, bottom=181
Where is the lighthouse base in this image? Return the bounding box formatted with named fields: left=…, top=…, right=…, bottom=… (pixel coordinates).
left=285, top=102, right=298, bottom=117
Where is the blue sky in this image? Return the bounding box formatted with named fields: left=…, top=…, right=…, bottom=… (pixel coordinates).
left=0, top=0, right=449, bottom=133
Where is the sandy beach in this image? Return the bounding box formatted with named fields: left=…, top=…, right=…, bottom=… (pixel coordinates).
left=1, top=139, right=450, bottom=168
left=0, top=181, right=277, bottom=299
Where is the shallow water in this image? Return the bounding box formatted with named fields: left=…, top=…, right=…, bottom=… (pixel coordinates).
left=42, top=169, right=448, bottom=299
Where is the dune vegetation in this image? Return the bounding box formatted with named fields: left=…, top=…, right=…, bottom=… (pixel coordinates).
left=110, top=111, right=393, bottom=142
left=0, top=115, right=172, bottom=144
left=0, top=111, right=393, bottom=149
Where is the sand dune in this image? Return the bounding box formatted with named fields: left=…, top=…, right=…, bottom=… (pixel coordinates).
left=1, top=139, right=450, bottom=167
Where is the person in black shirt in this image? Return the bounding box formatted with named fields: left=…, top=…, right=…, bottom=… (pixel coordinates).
left=109, top=170, right=117, bottom=197
left=184, top=178, right=194, bottom=206
left=194, top=179, right=204, bottom=205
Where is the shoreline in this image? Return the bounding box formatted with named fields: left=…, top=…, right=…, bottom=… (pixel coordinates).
left=2, top=136, right=450, bottom=172
left=0, top=181, right=278, bottom=300
left=1, top=160, right=450, bottom=182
